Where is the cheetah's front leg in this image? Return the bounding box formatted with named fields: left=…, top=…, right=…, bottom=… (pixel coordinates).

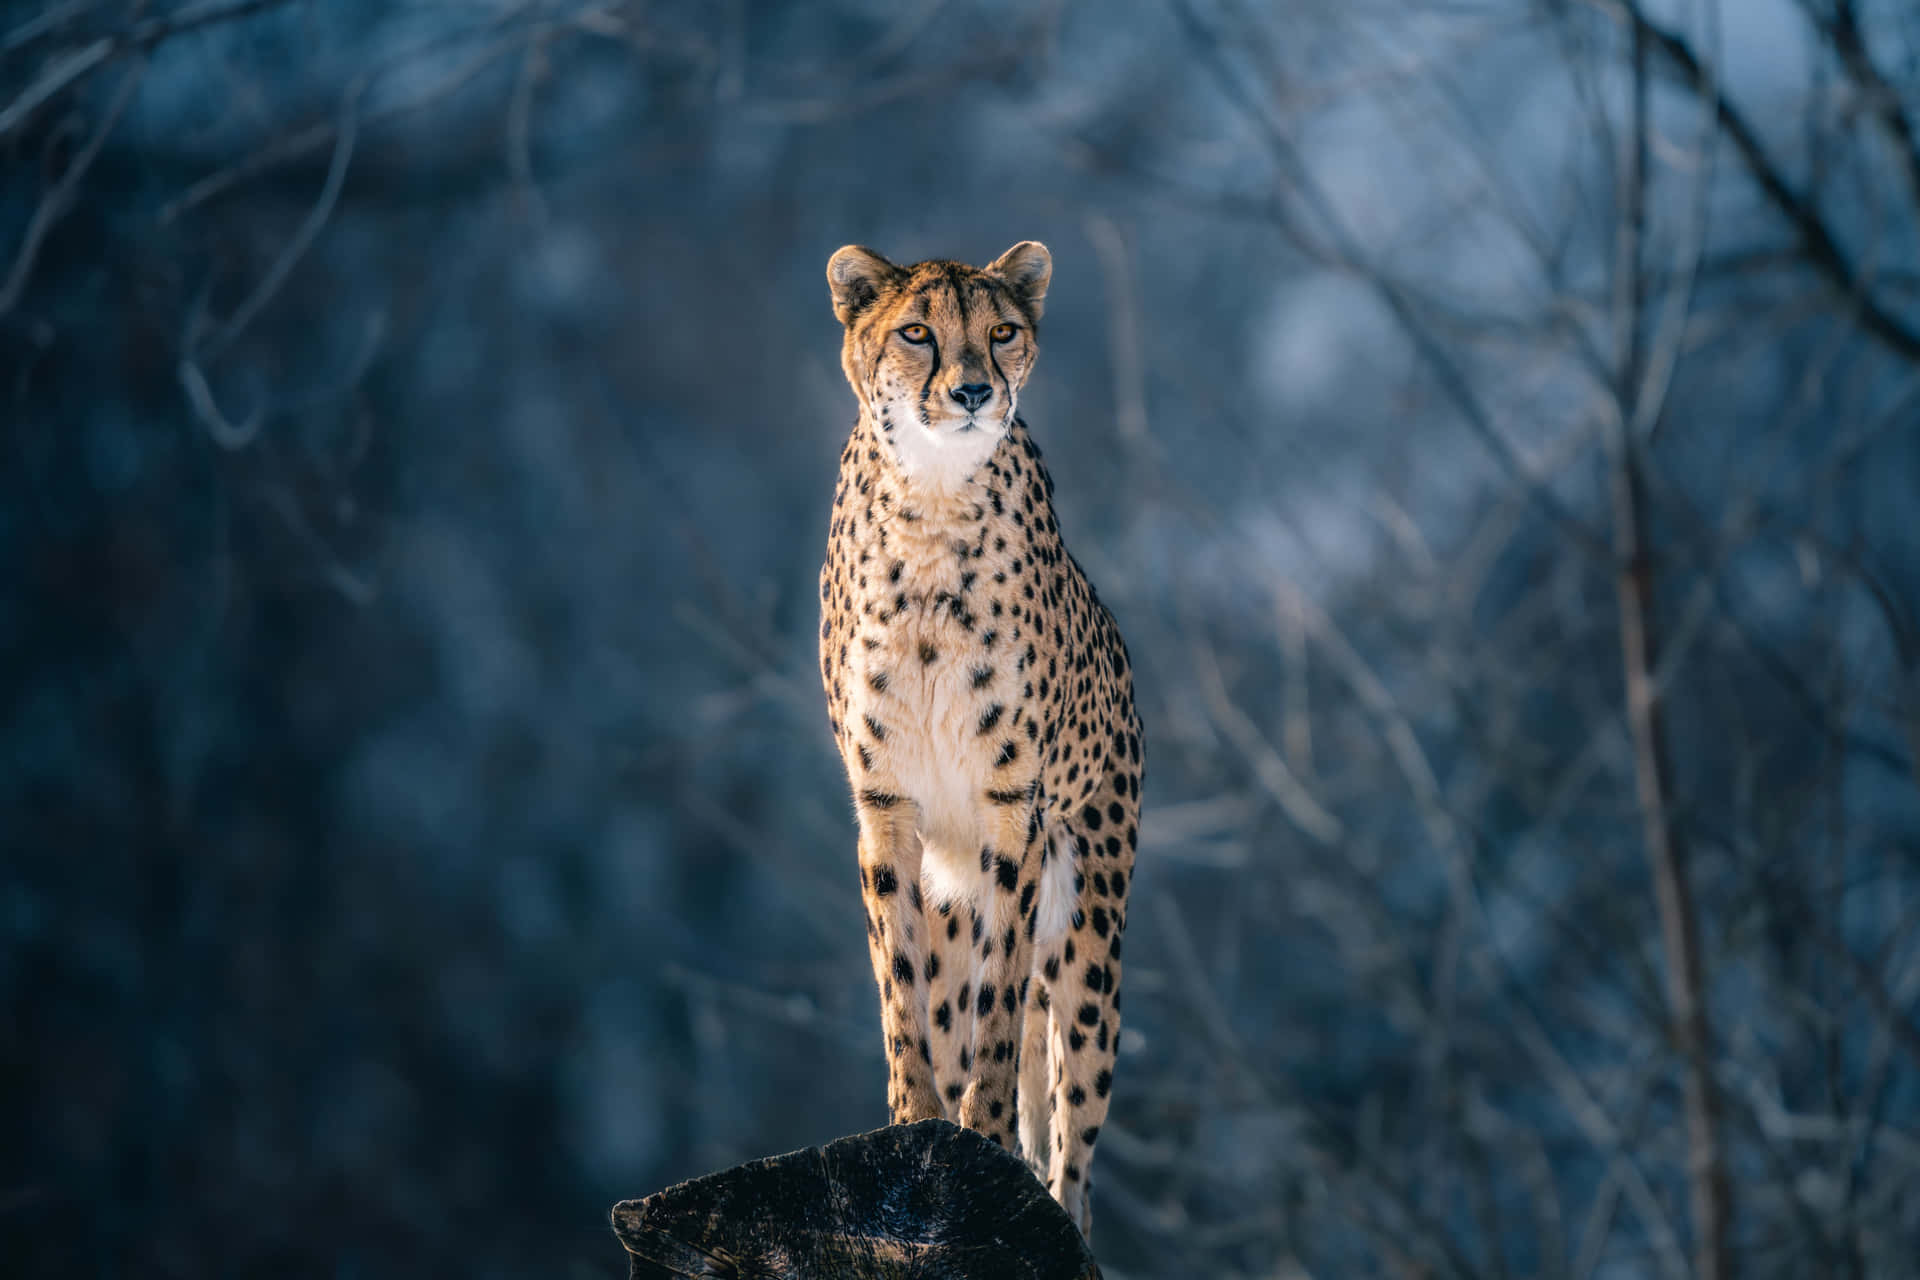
left=854, top=794, right=942, bottom=1124
left=956, top=802, right=1044, bottom=1150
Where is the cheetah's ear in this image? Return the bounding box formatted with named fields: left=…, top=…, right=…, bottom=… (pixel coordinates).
left=827, top=245, right=904, bottom=326
left=986, top=241, right=1051, bottom=319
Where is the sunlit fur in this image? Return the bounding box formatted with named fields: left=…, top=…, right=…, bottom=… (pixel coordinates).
left=829, top=243, right=1050, bottom=492
left=820, top=242, right=1141, bottom=1240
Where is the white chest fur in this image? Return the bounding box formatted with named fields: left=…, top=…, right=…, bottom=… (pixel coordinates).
left=845, top=542, right=995, bottom=908
left=886, top=414, right=1008, bottom=495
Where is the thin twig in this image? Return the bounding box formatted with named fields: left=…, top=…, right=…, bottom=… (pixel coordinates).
left=2, top=0, right=97, bottom=55
left=1621, top=0, right=1920, bottom=363
left=200, top=81, right=362, bottom=359
left=1820, top=0, right=1920, bottom=215
left=1609, top=14, right=1729, bottom=1277
left=0, top=0, right=289, bottom=138
left=1166, top=0, right=1611, bottom=561
left=0, top=57, right=144, bottom=317
left=1190, top=630, right=1346, bottom=847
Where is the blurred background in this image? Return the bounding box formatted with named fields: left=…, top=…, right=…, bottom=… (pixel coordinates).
left=4, top=1, right=1919, bottom=1276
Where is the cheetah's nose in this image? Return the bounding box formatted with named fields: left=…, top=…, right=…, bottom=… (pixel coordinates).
left=949, top=383, right=992, bottom=412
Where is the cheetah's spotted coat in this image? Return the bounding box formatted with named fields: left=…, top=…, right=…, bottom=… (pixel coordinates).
left=818, top=241, right=1141, bottom=1236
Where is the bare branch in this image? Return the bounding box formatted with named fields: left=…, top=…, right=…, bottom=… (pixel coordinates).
left=198, top=82, right=361, bottom=359
left=1624, top=1, right=1920, bottom=364
left=1607, top=17, right=1730, bottom=1276
left=1084, top=212, right=1150, bottom=446
left=177, top=356, right=264, bottom=450
left=0, top=0, right=290, bottom=139
left=2, top=0, right=99, bottom=56
left=1820, top=0, right=1920, bottom=215
left=1166, top=0, right=1612, bottom=561
left=0, top=57, right=143, bottom=317
left=1190, top=630, right=1346, bottom=847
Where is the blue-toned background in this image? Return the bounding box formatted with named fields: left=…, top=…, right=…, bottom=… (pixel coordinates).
left=5, top=2, right=1919, bottom=1276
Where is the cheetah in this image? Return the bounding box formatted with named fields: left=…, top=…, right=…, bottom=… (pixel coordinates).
left=818, top=241, right=1141, bottom=1236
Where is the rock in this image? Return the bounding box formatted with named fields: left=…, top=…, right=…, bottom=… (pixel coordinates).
left=610, top=1118, right=1101, bottom=1278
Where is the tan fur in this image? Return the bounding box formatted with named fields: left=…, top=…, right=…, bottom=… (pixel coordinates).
left=818, top=242, right=1141, bottom=1236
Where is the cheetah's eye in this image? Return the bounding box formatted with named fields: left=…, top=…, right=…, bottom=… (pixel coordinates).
left=899, top=324, right=931, bottom=344
left=990, top=323, right=1018, bottom=343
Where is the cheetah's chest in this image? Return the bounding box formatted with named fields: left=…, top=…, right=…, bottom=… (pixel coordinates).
left=845, top=530, right=1027, bottom=904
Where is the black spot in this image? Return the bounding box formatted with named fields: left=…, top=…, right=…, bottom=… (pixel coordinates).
left=1085, top=962, right=1104, bottom=992
left=1044, top=955, right=1060, bottom=981
left=978, top=703, right=1004, bottom=735
left=989, top=1099, right=1003, bottom=1119
left=1108, top=801, right=1124, bottom=824
left=1082, top=805, right=1102, bottom=831
left=1094, top=1069, right=1112, bottom=1097
left=945, top=1083, right=964, bottom=1101
left=1003, top=985, right=1017, bottom=1013
left=986, top=788, right=1027, bottom=805
left=920, top=642, right=938, bottom=665
left=1081, top=1125, right=1101, bottom=1145
left=1064, top=1163, right=1081, bottom=1183
left=868, top=670, right=889, bottom=693
left=889, top=559, right=904, bottom=582
left=1092, top=907, right=1110, bottom=937
left=861, top=789, right=900, bottom=810
left=1003, top=925, right=1016, bottom=956
left=893, top=952, right=915, bottom=984
left=977, top=986, right=995, bottom=1016
left=1111, top=870, right=1126, bottom=896
left=870, top=865, right=898, bottom=896
left=1019, top=881, right=1036, bottom=915
left=1067, top=1084, right=1086, bottom=1105
left=925, top=952, right=941, bottom=981
left=995, top=856, right=1018, bottom=891
left=1077, top=1002, right=1099, bottom=1027
left=947, top=915, right=960, bottom=940
left=994, top=740, right=1018, bottom=767
left=971, top=914, right=983, bottom=943
left=863, top=714, right=887, bottom=741
left=934, top=1002, right=952, bottom=1031
left=971, top=665, right=994, bottom=689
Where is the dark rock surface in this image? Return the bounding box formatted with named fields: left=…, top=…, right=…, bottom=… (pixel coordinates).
left=611, top=1120, right=1101, bottom=1279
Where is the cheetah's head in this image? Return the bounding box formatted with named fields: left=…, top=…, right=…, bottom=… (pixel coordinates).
left=827, top=242, right=1051, bottom=490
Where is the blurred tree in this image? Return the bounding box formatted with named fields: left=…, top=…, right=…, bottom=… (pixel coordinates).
left=2, top=1, right=1916, bottom=1278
